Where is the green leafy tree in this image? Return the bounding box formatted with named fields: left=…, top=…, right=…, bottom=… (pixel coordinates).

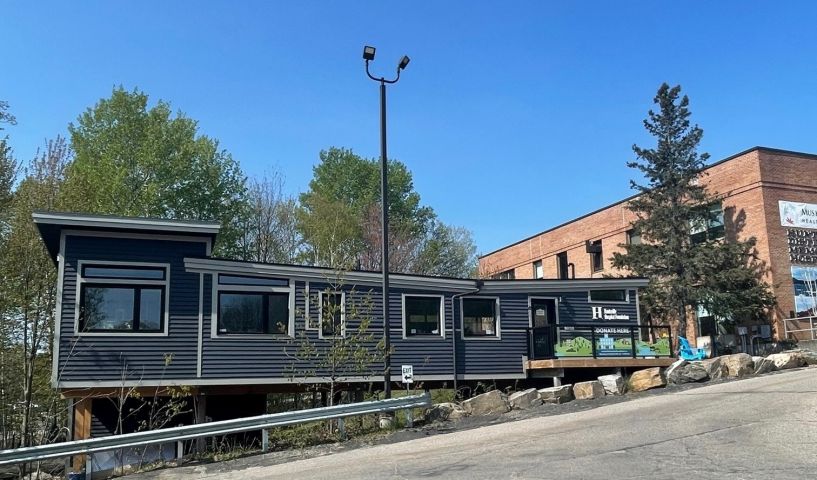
left=62, top=87, right=249, bottom=256
left=612, top=83, right=775, bottom=338
left=298, top=147, right=476, bottom=276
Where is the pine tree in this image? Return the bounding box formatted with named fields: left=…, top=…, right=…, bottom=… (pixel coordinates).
left=612, top=83, right=775, bottom=339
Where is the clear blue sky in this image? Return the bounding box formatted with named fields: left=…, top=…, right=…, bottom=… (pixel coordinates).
left=2, top=1, right=817, bottom=254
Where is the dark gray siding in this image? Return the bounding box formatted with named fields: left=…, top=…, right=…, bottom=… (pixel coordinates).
left=58, top=235, right=208, bottom=383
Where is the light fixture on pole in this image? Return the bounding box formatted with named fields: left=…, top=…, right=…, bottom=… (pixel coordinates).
left=363, top=45, right=410, bottom=401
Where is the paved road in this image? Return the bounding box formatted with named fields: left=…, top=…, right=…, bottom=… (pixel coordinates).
left=147, top=368, right=817, bottom=479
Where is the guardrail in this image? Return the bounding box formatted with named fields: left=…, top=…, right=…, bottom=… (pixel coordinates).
left=0, top=392, right=431, bottom=467
left=783, top=315, right=817, bottom=341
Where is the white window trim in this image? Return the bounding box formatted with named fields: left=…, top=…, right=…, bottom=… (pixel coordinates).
left=401, top=294, right=445, bottom=340
left=74, top=260, right=171, bottom=337
left=587, top=289, right=630, bottom=304
left=460, top=296, right=501, bottom=341
left=318, top=290, right=346, bottom=339
left=211, top=274, right=295, bottom=338
left=527, top=296, right=560, bottom=328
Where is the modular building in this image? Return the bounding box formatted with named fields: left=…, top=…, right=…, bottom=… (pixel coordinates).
left=479, top=147, right=817, bottom=345
left=34, top=211, right=671, bottom=471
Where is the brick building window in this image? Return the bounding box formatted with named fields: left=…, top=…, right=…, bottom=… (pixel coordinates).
left=626, top=228, right=641, bottom=245
left=533, top=260, right=543, bottom=279
left=493, top=269, right=515, bottom=280
left=690, top=202, right=725, bottom=244
left=587, top=240, right=603, bottom=272
left=557, top=252, right=569, bottom=279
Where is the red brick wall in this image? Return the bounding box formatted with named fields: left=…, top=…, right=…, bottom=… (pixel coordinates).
left=479, top=148, right=817, bottom=340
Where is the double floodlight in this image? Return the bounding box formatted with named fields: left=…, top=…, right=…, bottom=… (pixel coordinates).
left=363, top=45, right=410, bottom=72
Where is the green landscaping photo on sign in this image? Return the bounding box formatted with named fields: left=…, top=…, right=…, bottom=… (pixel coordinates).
left=554, top=330, right=671, bottom=357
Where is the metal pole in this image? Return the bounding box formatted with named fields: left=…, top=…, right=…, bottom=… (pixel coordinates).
left=380, top=80, right=392, bottom=399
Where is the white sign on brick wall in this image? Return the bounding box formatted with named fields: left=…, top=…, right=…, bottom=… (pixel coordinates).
left=780, top=200, right=817, bottom=229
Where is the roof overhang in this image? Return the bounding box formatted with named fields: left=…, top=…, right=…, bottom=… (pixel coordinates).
left=33, top=211, right=220, bottom=263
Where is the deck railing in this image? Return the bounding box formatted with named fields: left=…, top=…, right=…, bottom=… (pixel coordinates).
left=782, top=315, right=817, bottom=341
left=527, top=323, right=673, bottom=360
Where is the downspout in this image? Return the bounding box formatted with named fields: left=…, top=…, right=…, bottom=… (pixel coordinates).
left=450, top=281, right=483, bottom=395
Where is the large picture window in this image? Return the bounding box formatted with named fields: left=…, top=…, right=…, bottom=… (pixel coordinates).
left=319, top=291, right=345, bottom=338
left=462, top=298, right=499, bottom=338
left=403, top=295, right=442, bottom=337
left=218, top=292, right=288, bottom=335
left=77, top=263, right=168, bottom=333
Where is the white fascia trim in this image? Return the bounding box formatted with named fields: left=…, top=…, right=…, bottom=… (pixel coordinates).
left=51, top=232, right=66, bottom=387
left=401, top=293, right=446, bottom=340
left=33, top=212, right=220, bottom=235
left=479, top=278, right=648, bottom=293
left=183, top=257, right=478, bottom=291
left=58, top=374, right=456, bottom=388
left=73, top=260, right=171, bottom=337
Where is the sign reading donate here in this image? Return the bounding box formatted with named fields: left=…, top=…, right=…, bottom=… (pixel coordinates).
left=780, top=200, right=817, bottom=229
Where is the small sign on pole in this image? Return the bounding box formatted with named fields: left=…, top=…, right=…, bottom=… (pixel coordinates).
left=401, top=365, right=414, bottom=384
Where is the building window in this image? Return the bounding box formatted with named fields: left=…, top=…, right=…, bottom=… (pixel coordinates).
left=556, top=252, right=569, bottom=279
left=319, top=291, right=345, bottom=338
left=533, top=260, right=543, bottom=279
left=493, top=269, right=515, bottom=280
left=78, top=264, right=168, bottom=333
left=462, top=298, right=499, bottom=338
left=218, top=292, right=288, bottom=335
left=588, top=289, right=628, bottom=303
left=403, top=295, right=443, bottom=337
left=626, top=229, right=641, bottom=245
left=690, top=202, right=725, bottom=244
left=219, top=274, right=288, bottom=287
left=587, top=240, right=603, bottom=272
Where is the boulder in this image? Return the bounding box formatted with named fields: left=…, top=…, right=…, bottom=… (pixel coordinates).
left=597, top=373, right=625, bottom=395
left=461, top=390, right=510, bottom=416
left=508, top=388, right=541, bottom=409
left=537, top=385, right=574, bottom=404
left=766, top=351, right=805, bottom=370
left=798, top=350, right=817, bottom=366
left=424, top=402, right=466, bottom=422
left=698, top=357, right=728, bottom=380
left=665, top=359, right=688, bottom=380
left=667, top=362, right=709, bottom=384
left=573, top=380, right=606, bottom=400
left=754, top=357, right=776, bottom=375
left=721, top=353, right=754, bottom=377
left=628, top=367, right=666, bottom=392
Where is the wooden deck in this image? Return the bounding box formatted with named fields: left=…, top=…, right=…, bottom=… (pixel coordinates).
left=527, top=357, right=676, bottom=369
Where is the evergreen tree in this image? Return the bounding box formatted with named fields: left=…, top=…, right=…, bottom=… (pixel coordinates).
left=612, top=83, right=775, bottom=338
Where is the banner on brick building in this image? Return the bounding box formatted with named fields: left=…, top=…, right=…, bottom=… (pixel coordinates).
left=780, top=200, right=817, bottom=229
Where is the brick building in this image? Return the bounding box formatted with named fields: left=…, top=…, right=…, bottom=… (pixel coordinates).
left=479, top=147, right=817, bottom=342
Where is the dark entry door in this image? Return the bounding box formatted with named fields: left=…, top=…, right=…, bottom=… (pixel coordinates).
left=530, top=299, right=557, bottom=359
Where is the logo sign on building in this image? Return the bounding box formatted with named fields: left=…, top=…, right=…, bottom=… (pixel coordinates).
left=780, top=200, right=817, bottom=229
left=401, top=365, right=413, bottom=384
left=591, top=307, right=630, bottom=320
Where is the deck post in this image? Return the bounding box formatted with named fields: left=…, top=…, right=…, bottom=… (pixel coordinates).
left=71, top=397, right=92, bottom=473
left=553, top=377, right=562, bottom=387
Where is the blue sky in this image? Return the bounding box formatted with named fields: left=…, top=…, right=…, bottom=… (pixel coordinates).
left=2, top=1, right=817, bottom=254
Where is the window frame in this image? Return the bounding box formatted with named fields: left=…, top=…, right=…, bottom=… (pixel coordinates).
left=589, top=240, right=604, bottom=273
left=532, top=260, right=543, bottom=279
left=401, top=294, right=445, bottom=339
left=556, top=252, right=569, bottom=279
left=216, top=291, right=290, bottom=336
left=211, top=274, right=295, bottom=338
left=318, top=290, right=346, bottom=339
left=74, top=261, right=170, bottom=336
left=459, top=296, right=501, bottom=340
left=587, top=289, right=630, bottom=304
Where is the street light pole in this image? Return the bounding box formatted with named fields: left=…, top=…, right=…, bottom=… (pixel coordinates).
left=363, top=46, right=410, bottom=400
